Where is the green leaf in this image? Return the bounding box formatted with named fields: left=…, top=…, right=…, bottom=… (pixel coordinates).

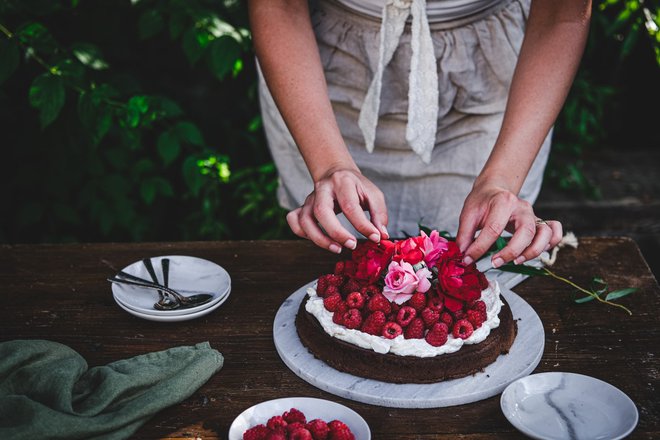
left=140, top=178, right=157, bottom=205
left=182, top=28, right=205, bottom=65
left=72, top=42, right=109, bottom=70
left=17, top=22, right=57, bottom=54
left=575, top=293, right=598, bottom=304
left=183, top=155, right=204, bottom=196
left=138, top=9, right=164, bottom=39
left=149, top=96, right=183, bottom=119
left=157, top=130, right=181, bottom=165
left=497, top=263, right=547, bottom=277
left=29, top=73, right=66, bottom=128
left=0, top=39, right=20, bottom=85
left=174, top=121, right=204, bottom=146
left=78, top=92, right=112, bottom=145
left=605, top=288, right=637, bottom=301
left=208, top=35, right=241, bottom=80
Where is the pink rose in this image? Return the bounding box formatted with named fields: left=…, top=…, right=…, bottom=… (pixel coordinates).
left=383, top=261, right=432, bottom=304
left=420, top=230, right=449, bottom=267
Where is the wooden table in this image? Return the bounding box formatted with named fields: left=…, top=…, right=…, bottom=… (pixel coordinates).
left=1, top=237, right=658, bottom=439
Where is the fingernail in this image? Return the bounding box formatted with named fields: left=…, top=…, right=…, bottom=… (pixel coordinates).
left=492, top=257, right=504, bottom=268
left=514, top=256, right=526, bottom=265
left=345, top=239, right=357, bottom=250
left=380, top=225, right=389, bottom=239
left=369, top=233, right=380, bottom=242
left=463, top=256, right=473, bottom=265
left=329, top=244, right=342, bottom=254
left=544, top=244, right=551, bottom=251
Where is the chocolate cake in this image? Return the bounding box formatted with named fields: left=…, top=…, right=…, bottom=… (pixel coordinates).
left=293, top=231, right=518, bottom=384
left=295, top=288, right=517, bottom=384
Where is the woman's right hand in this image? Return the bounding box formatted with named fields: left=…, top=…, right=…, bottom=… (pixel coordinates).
left=286, top=168, right=389, bottom=253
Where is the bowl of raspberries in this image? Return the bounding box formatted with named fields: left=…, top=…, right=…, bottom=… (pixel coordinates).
left=228, top=397, right=370, bottom=440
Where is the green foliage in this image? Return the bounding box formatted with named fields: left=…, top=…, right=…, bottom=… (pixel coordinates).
left=0, top=0, right=290, bottom=243
left=548, top=0, right=660, bottom=198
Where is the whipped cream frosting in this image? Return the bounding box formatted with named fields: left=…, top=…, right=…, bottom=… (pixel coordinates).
left=304, top=281, right=503, bottom=358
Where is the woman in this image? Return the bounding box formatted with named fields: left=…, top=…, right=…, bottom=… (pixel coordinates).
left=247, top=0, right=590, bottom=267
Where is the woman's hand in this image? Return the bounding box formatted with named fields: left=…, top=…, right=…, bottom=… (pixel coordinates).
left=456, top=181, right=562, bottom=267
left=286, top=168, right=389, bottom=253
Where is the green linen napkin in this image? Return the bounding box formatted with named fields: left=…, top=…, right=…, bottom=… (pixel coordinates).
left=0, top=339, right=223, bottom=440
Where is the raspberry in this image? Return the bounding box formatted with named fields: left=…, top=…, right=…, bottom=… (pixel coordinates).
left=360, top=285, right=380, bottom=298
left=421, top=307, right=440, bottom=328
left=453, top=319, right=474, bottom=339
left=325, top=273, right=344, bottom=287
left=243, top=424, right=270, bottom=440
left=305, top=419, right=330, bottom=440
left=407, top=292, right=427, bottom=311
left=324, top=285, right=340, bottom=298
left=467, top=309, right=484, bottom=329
left=334, top=261, right=347, bottom=275
left=323, top=294, right=343, bottom=312
left=265, top=432, right=286, bottom=440
left=361, top=311, right=386, bottom=335
left=440, top=311, right=454, bottom=327
left=283, top=407, right=307, bottom=424
left=404, top=317, right=425, bottom=339
left=342, top=308, right=363, bottom=329
left=471, top=300, right=487, bottom=321
left=368, top=293, right=392, bottom=314
left=267, top=415, right=288, bottom=434
left=428, top=295, right=444, bottom=312
left=345, top=291, right=365, bottom=309
left=328, top=420, right=349, bottom=433
left=328, top=423, right=355, bottom=440
left=341, top=278, right=362, bottom=296
left=332, top=302, right=348, bottom=325
left=287, top=422, right=305, bottom=435
left=382, top=321, right=403, bottom=339
left=396, top=306, right=417, bottom=327
left=425, top=322, right=449, bottom=347
left=290, top=428, right=314, bottom=440
left=452, top=308, right=466, bottom=321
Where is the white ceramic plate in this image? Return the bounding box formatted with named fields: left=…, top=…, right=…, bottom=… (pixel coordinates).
left=114, top=288, right=230, bottom=322
left=228, top=397, right=370, bottom=440
left=501, top=372, right=638, bottom=440
left=111, top=255, right=230, bottom=316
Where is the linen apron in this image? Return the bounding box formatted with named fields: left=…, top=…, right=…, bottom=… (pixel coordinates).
left=257, top=0, right=552, bottom=238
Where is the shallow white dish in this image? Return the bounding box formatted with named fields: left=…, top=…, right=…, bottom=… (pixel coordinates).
left=111, top=255, right=230, bottom=316
left=114, top=288, right=230, bottom=322
left=500, top=372, right=638, bottom=440
left=228, top=397, right=370, bottom=440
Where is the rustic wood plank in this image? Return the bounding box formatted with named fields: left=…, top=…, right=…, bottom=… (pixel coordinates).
left=0, top=237, right=658, bottom=439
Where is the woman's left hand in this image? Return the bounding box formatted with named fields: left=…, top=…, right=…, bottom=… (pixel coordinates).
left=455, top=182, right=563, bottom=267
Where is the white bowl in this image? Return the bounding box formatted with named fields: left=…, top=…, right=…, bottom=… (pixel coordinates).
left=501, top=372, right=638, bottom=440
left=228, top=397, right=370, bottom=440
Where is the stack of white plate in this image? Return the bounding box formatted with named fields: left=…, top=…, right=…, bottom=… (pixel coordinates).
left=111, top=255, right=231, bottom=322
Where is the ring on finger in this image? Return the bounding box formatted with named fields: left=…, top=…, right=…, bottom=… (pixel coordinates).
left=535, top=218, right=548, bottom=226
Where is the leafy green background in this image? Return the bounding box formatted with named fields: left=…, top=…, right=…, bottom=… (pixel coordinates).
left=0, top=0, right=658, bottom=244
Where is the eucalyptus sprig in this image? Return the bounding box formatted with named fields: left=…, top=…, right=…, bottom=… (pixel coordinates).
left=496, top=263, right=636, bottom=315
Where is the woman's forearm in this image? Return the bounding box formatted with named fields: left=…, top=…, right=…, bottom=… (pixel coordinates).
left=247, top=0, right=359, bottom=182
left=476, top=0, right=592, bottom=192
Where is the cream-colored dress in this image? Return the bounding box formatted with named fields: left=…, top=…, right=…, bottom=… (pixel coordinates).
left=257, top=0, right=552, bottom=237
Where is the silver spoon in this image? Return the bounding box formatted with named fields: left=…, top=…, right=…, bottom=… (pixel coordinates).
left=108, top=276, right=214, bottom=309
left=142, top=257, right=178, bottom=309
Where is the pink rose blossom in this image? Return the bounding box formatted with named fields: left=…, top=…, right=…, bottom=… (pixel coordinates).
left=421, top=230, right=449, bottom=267
left=383, top=261, right=432, bottom=304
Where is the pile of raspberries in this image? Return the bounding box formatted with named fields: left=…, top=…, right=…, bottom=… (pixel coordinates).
left=316, top=266, right=488, bottom=347
left=243, top=407, right=355, bottom=440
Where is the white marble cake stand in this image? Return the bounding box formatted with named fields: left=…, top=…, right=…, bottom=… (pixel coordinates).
left=273, top=279, right=544, bottom=409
